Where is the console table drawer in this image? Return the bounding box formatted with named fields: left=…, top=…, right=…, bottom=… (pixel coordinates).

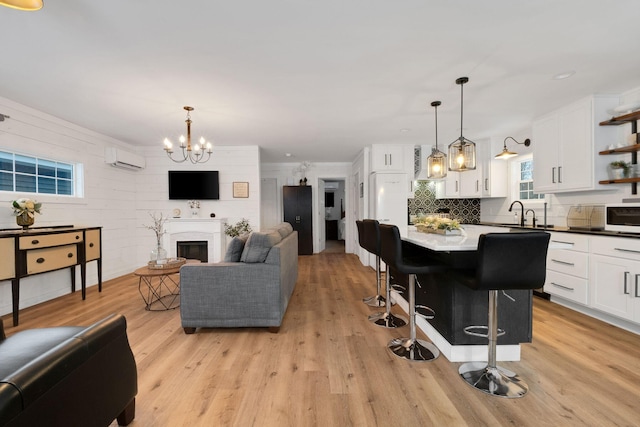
left=0, top=237, right=15, bottom=280
left=26, top=245, right=78, bottom=274
left=20, top=232, right=83, bottom=249
left=85, top=229, right=101, bottom=261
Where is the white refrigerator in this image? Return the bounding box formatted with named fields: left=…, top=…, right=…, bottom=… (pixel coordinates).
left=368, top=172, right=409, bottom=268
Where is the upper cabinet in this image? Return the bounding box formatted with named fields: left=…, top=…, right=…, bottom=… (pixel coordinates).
left=435, top=139, right=506, bottom=199
left=370, top=144, right=415, bottom=197
left=370, top=144, right=412, bottom=172
left=532, top=95, right=618, bottom=193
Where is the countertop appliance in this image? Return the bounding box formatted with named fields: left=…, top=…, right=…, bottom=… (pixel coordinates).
left=566, top=205, right=605, bottom=231
left=605, top=203, right=640, bottom=233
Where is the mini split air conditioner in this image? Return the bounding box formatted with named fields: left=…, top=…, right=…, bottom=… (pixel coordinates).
left=104, top=147, right=146, bottom=170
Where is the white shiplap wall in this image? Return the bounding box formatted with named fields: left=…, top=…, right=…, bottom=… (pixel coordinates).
left=0, top=96, right=261, bottom=318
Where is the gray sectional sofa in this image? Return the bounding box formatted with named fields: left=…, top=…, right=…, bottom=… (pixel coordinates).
left=180, top=222, right=299, bottom=333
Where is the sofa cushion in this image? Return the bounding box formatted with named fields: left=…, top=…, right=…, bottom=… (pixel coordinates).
left=276, top=222, right=293, bottom=238
left=224, top=235, right=249, bottom=262
left=240, top=231, right=282, bottom=263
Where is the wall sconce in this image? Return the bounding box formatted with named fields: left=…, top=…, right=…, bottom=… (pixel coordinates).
left=495, top=137, right=531, bottom=160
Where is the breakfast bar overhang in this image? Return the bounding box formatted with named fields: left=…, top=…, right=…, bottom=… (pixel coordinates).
left=390, top=224, right=557, bottom=362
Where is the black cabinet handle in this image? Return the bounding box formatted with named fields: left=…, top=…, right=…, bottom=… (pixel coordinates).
left=37, top=257, right=45, bottom=264
left=67, top=253, right=73, bottom=258
left=31, top=239, right=39, bottom=245
left=75, top=235, right=80, bottom=240
left=89, top=243, right=94, bottom=248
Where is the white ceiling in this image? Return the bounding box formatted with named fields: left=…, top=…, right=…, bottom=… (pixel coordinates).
left=1, top=1, right=640, bottom=163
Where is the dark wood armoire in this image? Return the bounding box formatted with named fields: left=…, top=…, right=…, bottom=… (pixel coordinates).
left=283, top=185, right=313, bottom=255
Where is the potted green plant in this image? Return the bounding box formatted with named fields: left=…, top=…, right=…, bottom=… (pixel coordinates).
left=609, top=160, right=630, bottom=180
left=224, top=218, right=252, bottom=238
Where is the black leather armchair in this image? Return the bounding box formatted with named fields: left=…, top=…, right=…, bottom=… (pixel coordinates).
left=0, top=314, right=138, bottom=426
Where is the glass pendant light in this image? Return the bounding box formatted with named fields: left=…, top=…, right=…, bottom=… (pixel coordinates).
left=427, top=101, right=447, bottom=179
left=448, top=77, right=477, bottom=172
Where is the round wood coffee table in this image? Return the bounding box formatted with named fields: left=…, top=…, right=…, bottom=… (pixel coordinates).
left=134, top=265, right=182, bottom=311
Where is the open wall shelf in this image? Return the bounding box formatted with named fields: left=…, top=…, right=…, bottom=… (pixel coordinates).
left=598, top=109, right=639, bottom=193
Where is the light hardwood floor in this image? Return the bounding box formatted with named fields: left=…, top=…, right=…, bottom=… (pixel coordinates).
left=3, top=252, right=640, bottom=426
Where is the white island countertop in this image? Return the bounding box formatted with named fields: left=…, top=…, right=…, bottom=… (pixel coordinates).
left=404, top=224, right=569, bottom=252
left=404, top=224, right=512, bottom=252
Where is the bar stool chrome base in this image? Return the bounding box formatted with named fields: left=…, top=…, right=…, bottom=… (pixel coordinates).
left=368, top=311, right=407, bottom=328
left=362, top=294, right=386, bottom=307
left=388, top=337, right=439, bottom=361
left=458, top=362, right=528, bottom=398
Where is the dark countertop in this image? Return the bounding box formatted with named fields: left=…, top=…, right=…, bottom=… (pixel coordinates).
left=478, top=222, right=640, bottom=239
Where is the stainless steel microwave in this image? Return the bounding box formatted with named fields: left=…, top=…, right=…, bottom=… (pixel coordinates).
left=605, top=203, right=640, bottom=233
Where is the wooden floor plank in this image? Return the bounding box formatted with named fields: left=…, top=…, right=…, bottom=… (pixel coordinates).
left=3, top=251, right=640, bottom=426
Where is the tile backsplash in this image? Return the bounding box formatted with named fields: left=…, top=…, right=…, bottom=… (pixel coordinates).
left=408, top=181, right=480, bottom=224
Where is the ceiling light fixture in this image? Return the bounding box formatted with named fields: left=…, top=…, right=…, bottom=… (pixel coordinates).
left=495, top=137, right=532, bottom=160
left=0, top=0, right=43, bottom=11
left=427, top=101, right=447, bottom=180
left=163, top=106, right=212, bottom=164
left=448, top=77, right=477, bottom=172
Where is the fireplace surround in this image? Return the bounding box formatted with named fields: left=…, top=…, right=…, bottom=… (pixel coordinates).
left=162, top=218, right=227, bottom=263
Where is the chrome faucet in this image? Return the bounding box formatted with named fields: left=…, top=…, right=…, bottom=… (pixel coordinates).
left=525, top=209, right=536, bottom=228
left=509, top=200, right=525, bottom=227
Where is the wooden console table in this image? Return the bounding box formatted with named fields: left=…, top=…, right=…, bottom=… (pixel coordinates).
left=0, top=225, right=102, bottom=326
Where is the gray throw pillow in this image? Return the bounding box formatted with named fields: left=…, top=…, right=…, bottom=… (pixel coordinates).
left=240, top=231, right=282, bottom=263
left=224, top=235, right=248, bottom=262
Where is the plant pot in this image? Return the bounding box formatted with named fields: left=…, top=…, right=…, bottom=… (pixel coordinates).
left=608, top=167, right=625, bottom=180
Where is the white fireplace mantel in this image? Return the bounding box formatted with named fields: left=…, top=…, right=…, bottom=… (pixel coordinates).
left=163, top=218, right=228, bottom=263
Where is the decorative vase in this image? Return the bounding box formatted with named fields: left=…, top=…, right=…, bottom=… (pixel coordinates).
left=150, top=244, right=167, bottom=263
left=16, top=212, right=34, bottom=230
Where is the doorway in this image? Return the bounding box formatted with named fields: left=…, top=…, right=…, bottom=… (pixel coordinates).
left=322, top=179, right=345, bottom=253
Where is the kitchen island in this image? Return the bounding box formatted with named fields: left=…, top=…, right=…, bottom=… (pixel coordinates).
left=392, top=224, right=548, bottom=362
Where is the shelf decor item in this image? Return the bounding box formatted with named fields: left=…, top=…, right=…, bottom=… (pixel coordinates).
left=144, top=212, right=168, bottom=262
left=608, top=160, right=630, bottom=180
left=11, top=198, right=42, bottom=230
left=188, top=200, right=200, bottom=217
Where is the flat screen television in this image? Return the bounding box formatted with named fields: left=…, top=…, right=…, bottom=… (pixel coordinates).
left=168, top=170, right=220, bottom=200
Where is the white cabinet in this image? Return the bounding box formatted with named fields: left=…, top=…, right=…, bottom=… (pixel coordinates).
left=545, top=232, right=590, bottom=305
left=532, top=95, right=618, bottom=193
left=481, top=138, right=507, bottom=198
left=435, top=139, right=504, bottom=199
left=370, top=144, right=411, bottom=172
left=436, top=168, right=482, bottom=198
left=590, top=236, right=640, bottom=323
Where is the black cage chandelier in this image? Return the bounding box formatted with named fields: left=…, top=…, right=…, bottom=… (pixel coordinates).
left=447, top=77, right=477, bottom=172
left=426, top=101, right=447, bottom=179
left=163, top=106, right=213, bottom=164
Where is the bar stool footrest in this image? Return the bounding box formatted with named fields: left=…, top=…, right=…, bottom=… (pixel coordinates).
left=463, top=325, right=505, bottom=338
left=415, top=305, right=435, bottom=320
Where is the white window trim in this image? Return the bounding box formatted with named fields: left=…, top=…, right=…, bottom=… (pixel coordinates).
left=510, top=154, right=547, bottom=207
left=0, top=149, right=85, bottom=202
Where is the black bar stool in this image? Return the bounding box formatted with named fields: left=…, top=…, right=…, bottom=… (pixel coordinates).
left=356, top=220, right=385, bottom=307
left=379, top=224, right=447, bottom=361
left=451, top=232, right=550, bottom=398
